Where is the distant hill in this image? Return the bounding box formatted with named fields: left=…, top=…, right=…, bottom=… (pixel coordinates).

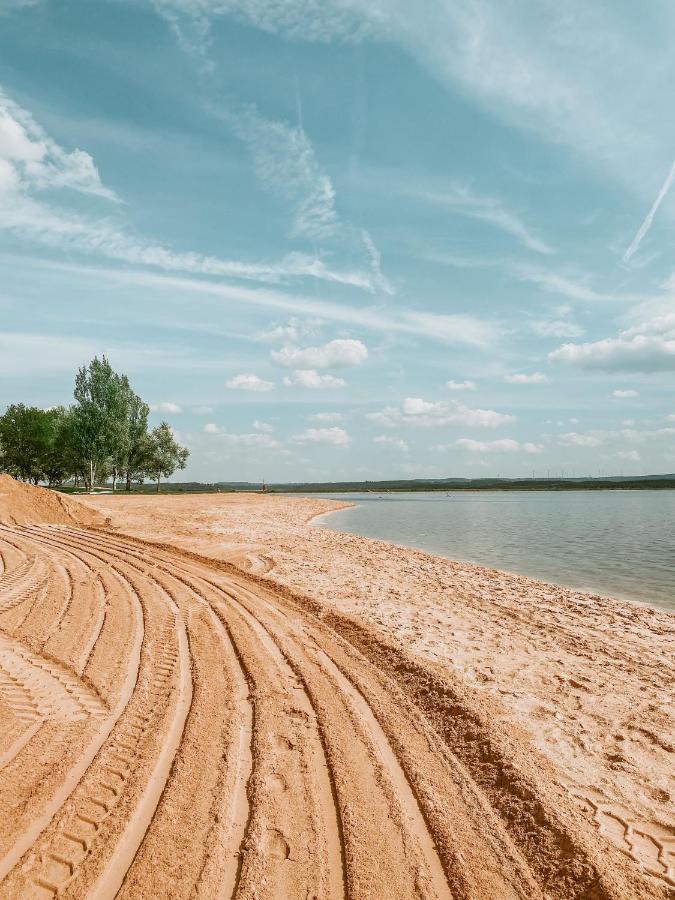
left=57, top=474, right=675, bottom=495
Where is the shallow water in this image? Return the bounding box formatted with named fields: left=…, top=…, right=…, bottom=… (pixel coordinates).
left=311, top=490, right=675, bottom=611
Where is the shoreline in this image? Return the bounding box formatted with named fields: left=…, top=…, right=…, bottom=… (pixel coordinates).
left=79, top=491, right=675, bottom=891
left=313, top=501, right=672, bottom=616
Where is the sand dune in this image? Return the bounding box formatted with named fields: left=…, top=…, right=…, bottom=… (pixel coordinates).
left=0, top=483, right=672, bottom=898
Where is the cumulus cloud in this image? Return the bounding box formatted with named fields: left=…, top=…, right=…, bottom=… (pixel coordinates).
left=504, top=372, right=548, bottom=384
left=291, top=426, right=350, bottom=446
left=308, top=412, right=344, bottom=422
left=446, top=379, right=476, bottom=391
left=192, top=405, right=213, bottom=414
left=454, top=438, right=543, bottom=454
left=225, top=373, right=275, bottom=392
left=366, top=397, right=514, bottom=429
left=271, top=338, right=367, bottom=369
left=617, top=449, right=641, bottom=462
left=549, top=314, right=675, bottom=372
left=612, top=389, right=639, bottom=398
left=150, top=401, right=182, bottom=413
left=253, top=420, right=274, bottom=432
left=373, top=435, right=409, bottom=452
left=282, top=369, right=346, bottom=389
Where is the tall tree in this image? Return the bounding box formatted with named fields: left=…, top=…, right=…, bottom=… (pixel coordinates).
left=123, top=389, right=150, bottom=491
left=72, top=356, right=130, bottom=490
left=145, top=422, right=189, bottom=492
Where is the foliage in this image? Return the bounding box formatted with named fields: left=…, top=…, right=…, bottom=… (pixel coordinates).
left=0, top=358, right=188, bottom=491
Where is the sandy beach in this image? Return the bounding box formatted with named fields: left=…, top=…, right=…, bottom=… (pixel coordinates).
left=0, top=480, right=672, bottom=898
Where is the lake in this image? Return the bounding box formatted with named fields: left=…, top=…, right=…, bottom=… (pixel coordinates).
left=311, top=490, right=675, bottom=611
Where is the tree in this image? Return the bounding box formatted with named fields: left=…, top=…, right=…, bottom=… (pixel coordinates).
left=145, top=422, right=189, bottom=492
left=0, top=405, right=65, bottom=483
left=122, top=389, right=150, bottom=491
left=72, top=356, right=131, bottom=490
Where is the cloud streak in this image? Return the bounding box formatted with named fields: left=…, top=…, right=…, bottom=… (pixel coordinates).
left=623, top=158, right=675, bottom=262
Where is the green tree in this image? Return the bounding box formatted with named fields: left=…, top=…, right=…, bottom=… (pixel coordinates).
left=72, top=356, right=131, bottom=490
left=0, top=404, right=64, bottom=483
left=145, top=422, right=189, bottom=492
left=122, top=389, right=150, bottom=491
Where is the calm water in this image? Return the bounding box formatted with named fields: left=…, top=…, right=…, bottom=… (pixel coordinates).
left=311, top=491, right=675, bottom=611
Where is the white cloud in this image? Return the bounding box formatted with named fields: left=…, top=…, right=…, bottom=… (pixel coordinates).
left=193, top=405, right=213, bottom=414
left=282, top=369, right=346, bottom=389
left=612, top=389, right=639, bottom=399
left=271, top=338, right=367, bottom=369
left=253, top=419, right=274, bottom=432
left=203, top=422, right=220, bottom=434
left=0, top=88, right=118, bottom=201
left=617, top=449, right=641, bottom=462
left=446, top=379, right=476, bottom=391
left=504, top=372, right=548, bottom=384
left=550, top=314, right=675, bottom=372
left=308, top=412, right=344, bottom=422
left=0, top=89, right=382, bottom=293
left=559, top=432, right=603, bottom=448
left=401, top=312, right=499, bottom=348
left=291, top=426, right=350, bottom=446
left=150, top=401, right=182, bottom=413
left=373, top=435, right=409, bottom=452
left=454, top=438, right=543, bottom=454
left=227, top=105, right=339, bottom=242
left=417, top=183, right=552, bottom=254
left=367, top=397, right=514, bottom=429
left=515, top=265, right=616, bottom=303
left=225, top=373, right=275, bottom=392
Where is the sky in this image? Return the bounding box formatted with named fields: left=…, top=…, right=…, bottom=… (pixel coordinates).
left=1, top=0, right=674, bottom=483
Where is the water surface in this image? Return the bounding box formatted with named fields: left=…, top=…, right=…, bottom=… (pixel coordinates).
left=311, top=490, right=675, bottom=611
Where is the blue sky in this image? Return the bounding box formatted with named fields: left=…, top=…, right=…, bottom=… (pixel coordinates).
left=1, top=0, right=674, bottom=482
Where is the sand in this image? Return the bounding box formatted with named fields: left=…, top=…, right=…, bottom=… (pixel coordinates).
left=0, top=483, right=672, bottom=899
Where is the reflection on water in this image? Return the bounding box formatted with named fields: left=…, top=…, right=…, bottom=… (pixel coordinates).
left=310, top=490, right=675, bottom=611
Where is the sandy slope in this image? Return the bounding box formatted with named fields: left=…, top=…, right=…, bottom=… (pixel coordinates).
left=0, top=485, right=672, bottom=898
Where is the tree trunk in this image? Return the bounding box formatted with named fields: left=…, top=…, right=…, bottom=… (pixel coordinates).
left=156, top=475, right=160, bottom=493
left=125, top=471, right=132, bottom=491
left=89, top=459, right=94, bottom=493
left=112, top=469, right=117, bottom=492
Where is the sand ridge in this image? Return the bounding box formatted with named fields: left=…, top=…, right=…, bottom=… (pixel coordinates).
left=0, top=482, right=671, bottom=898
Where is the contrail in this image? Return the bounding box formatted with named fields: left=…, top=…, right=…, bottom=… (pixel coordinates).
left=623, top=157, right=675, bottom=262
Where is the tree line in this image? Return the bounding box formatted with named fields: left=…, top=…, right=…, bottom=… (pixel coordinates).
left=0, top=356, right=189, bottom=491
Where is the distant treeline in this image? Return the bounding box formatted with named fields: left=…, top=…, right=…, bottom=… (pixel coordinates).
left=0, top=356, right=188, bottom=492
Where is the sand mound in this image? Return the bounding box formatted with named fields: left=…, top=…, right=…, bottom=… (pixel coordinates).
left=0, top=475, right=105, bottom=527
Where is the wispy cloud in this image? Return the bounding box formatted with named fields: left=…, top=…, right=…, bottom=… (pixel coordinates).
left=416, top=183, right=552, bottom=254
left=227, top=105, right=339, bottom=242
left=623, top=158, right=675, bottom=262
left=25, top=258, right=501, bottom=350
left=0, top=88, right=385, bottom=292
